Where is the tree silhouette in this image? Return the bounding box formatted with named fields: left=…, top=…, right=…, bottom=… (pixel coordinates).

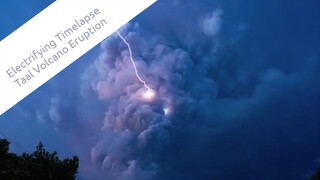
left=310, top=168, right=320, bottom=180
left=0, top=138, right=79, bottom=179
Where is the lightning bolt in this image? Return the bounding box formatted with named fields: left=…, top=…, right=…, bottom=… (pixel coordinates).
left=116, top=30, right=169, bottom=113
left=116, top=31, right=151, bottom=90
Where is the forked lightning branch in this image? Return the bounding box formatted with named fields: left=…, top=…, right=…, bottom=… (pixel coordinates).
left=5, top=8, right=107, bottom=87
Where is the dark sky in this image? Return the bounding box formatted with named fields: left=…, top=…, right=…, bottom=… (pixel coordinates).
left=1, top=0, right=320, bottom=179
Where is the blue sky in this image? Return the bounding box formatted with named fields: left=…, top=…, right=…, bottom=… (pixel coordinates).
left=0, top=0, right=54, bottom=40
left=1, top=0, right=320, bottom=179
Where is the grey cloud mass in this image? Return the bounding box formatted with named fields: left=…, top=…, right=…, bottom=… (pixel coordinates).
left=1, top=0, right=320, bottom=179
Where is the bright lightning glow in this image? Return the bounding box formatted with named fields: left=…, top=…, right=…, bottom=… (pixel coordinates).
left=163, top=107, right=170, bottom=115
left=143, top=88, right=156, bottom=101
left=116, top=30, right=151, bottom=90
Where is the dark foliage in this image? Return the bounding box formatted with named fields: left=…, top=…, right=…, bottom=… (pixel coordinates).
left=0, top=138, right=79, bottom=180
left=310, top=168, right=320, bottom=180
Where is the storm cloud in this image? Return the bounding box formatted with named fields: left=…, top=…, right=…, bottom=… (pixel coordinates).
left=1, top=0, right=320, bottom=179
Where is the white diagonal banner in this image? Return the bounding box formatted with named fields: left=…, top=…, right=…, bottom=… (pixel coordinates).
left=0, top=0, right=157, bottom=116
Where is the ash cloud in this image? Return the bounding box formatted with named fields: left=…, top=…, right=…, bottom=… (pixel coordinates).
left=79, top=23, right=200, bottom=179
left=28, top=0, right=320, bottom=179
left=200, top=9, right=223, bottom=37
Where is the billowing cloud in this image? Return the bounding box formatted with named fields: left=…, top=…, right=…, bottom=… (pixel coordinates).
left=200, top=9, right=223, bottom=36
left=79, top=23, right=197, bottom=179
left=48, top=96, right=62, bottom=125
left=16, top=0, right=320, bottom=179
